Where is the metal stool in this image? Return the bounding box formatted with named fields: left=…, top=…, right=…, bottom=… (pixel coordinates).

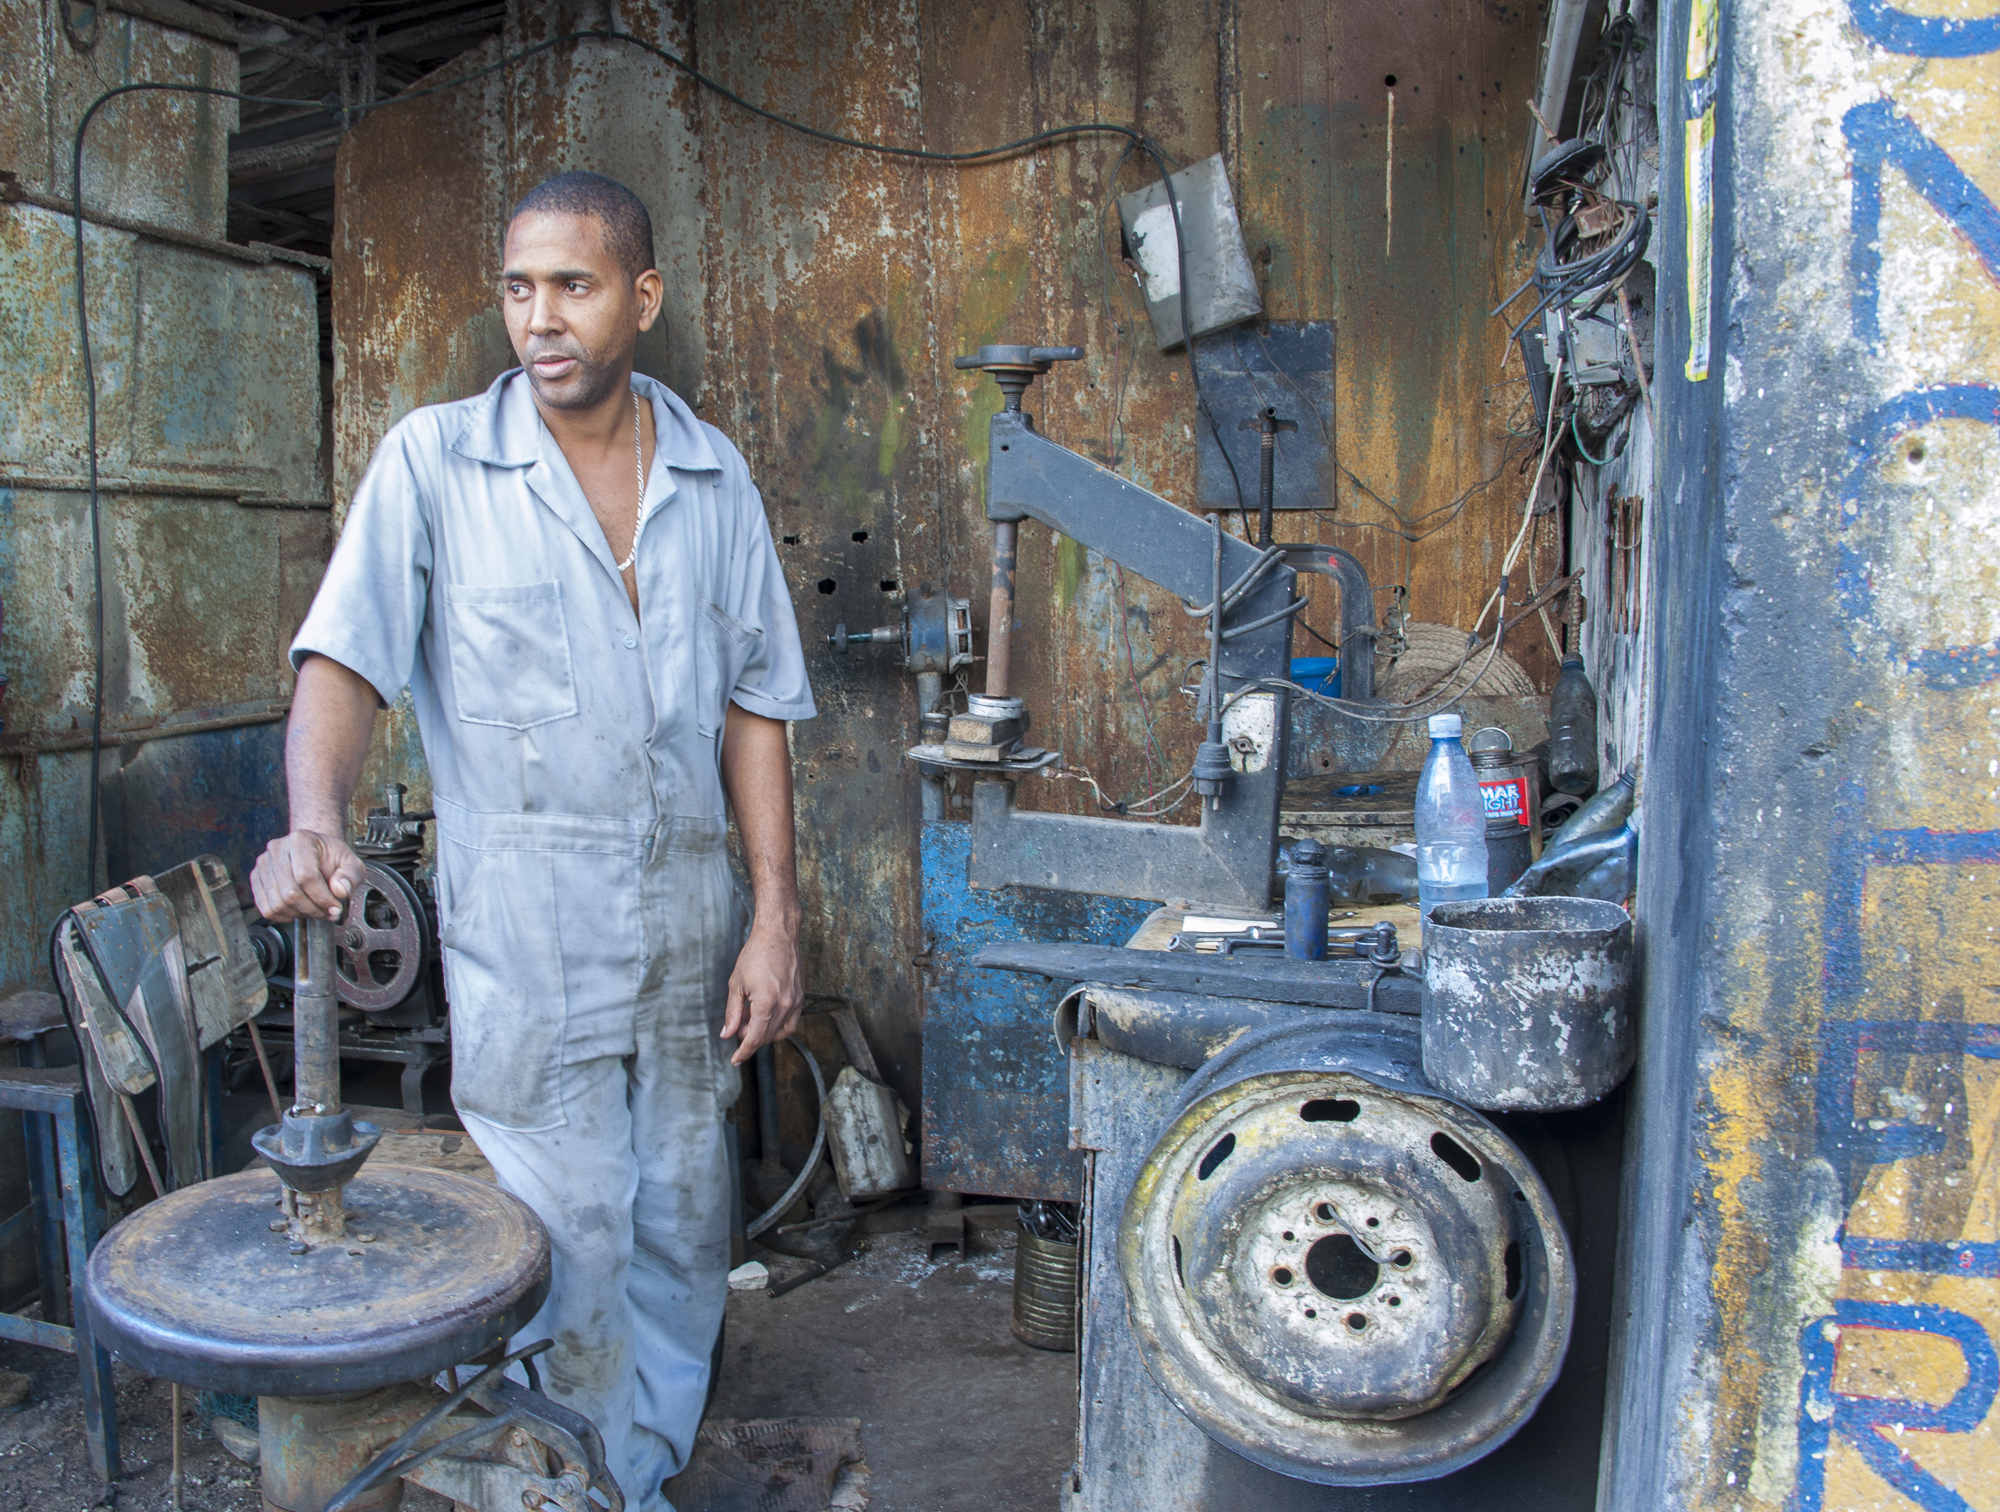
left=0, top=991, right=118, bottom=1478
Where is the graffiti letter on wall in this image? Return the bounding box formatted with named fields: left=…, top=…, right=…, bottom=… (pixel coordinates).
left=1848, top=0, right=2000, bottom=59
left=1843, top=102, right=2000, bottom=347
left=1798, top=1302, right=1999, bottom=1512
left=1837, top=386, right=2000, bottom=688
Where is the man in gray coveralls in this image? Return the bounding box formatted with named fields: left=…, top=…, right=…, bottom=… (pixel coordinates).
left=250, top=171, right=816, bottom=1510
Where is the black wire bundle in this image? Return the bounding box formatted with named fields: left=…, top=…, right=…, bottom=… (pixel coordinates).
left=1501, top=197, right=1652, bottom=348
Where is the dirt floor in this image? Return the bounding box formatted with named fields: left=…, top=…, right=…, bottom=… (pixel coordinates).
left=0, top=1224, right=1074, bottom=1512
left=711, top=1229, right=1076, bottom=1512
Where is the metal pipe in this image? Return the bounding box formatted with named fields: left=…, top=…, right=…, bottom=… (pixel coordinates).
left=986, top=520, right=1018, bottom=699
left=755, top=1044, right=779, bottom=1163
left=291, top=918, right=340, bottom=1115
left=916, top=671, right=945, bottom=821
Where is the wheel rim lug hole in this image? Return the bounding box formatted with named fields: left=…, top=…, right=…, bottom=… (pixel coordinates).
left=1346, top=1313, right=1367, bottom=1331
left=1272, top=1266, right=1294, bottom=1287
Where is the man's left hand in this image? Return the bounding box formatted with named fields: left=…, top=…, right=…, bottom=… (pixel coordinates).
left=721, top=919, right=804, bottom=1066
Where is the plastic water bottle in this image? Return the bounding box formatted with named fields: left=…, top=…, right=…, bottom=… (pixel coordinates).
left=1416, top=712, right=1490, bottom=921
left=1547, top=656, right=1601, bottom=796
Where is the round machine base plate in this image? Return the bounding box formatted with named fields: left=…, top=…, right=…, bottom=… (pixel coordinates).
left=86, top=1166, right=550, bottom=1397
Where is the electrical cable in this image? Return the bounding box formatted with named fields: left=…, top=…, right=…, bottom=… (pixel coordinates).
left=1225, top=352, right=1569, bottom=725
left=1570, top=407, right=1616, bottom=466
left=63, top=29, right=1227, bottom=885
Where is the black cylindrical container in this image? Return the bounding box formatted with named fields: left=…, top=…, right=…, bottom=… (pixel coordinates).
left=1284, top=838, right=1330, bottom=959
left=1467, top=727, right=1538, bottom=894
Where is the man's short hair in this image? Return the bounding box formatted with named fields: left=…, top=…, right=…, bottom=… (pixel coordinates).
left=508, top=171, right=656, bottom=278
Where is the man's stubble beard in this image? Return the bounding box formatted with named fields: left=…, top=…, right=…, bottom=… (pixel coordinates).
left=522, top=341, right=631, bottom=411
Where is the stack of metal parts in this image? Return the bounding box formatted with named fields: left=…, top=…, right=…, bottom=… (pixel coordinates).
left=84, top=918, right=621, bottom=1512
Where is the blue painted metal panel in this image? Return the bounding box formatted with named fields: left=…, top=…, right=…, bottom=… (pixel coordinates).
left=918, top=817, right=1152, bottom=1200
left=98, top=723, right=286, bottom=898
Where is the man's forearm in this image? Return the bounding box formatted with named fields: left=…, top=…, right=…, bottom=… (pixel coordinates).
left=289, top=654, right=381, bottom=834
left=720, top=704, right=801, bottom=929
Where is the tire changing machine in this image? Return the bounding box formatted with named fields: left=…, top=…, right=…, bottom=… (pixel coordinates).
left=934, top=348, right=1627, bottom=1510
left=84, top=918, right=624, bottom=1512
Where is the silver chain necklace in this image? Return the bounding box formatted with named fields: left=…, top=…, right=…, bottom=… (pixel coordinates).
left=614, top=390, right=643, bottom=573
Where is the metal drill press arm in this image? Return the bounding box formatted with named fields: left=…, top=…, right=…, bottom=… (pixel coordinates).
left=969, top=406, right=1300, bottom=910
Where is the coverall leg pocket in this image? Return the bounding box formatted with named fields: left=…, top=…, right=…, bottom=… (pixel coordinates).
left=441, top=847, right=570, bottom=1132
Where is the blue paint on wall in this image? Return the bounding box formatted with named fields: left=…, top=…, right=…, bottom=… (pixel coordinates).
left=1837, top=386, right=2000, bottom=689
left=1796, top=1301, right=1999, bottom=1511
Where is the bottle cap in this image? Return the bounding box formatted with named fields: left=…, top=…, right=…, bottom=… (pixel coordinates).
left=1428, top=712, right=1463, bottom=738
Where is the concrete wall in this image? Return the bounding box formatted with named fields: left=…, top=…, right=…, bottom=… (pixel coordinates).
left=1607, top=1, right=2000, bottom=1508
left=330, top=0, right=1555, bottom=1119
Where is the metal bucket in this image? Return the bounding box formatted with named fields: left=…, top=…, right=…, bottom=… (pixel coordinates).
left=1421, top=896, right=1634, bottom=1111
left=1011, top=1228, right=1079, bottom=1352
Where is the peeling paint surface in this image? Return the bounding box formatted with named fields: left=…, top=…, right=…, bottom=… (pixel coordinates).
left=1614, top=1, right=2000, bottom=1508
left=0, top=1, right=326, bottom=994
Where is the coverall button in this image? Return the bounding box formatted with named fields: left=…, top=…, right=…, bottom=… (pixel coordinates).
left=623, top=635, right=637, bottom=648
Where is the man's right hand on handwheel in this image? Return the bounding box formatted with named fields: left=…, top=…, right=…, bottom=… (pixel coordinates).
left=250, top=829, right=364, bottom=924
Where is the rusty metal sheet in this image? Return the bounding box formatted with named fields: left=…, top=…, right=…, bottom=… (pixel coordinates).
left=0, top=6, right=322, bottom=1000
left=0, top=208, right=137, bottom=476
left=327, top=0, right=1559, bottom=1150
left=12, top=1, right=240, bottom=239
left=0, top=204, right=320, bottom=495
left=330, top=37, right=512, bottom=513
left=1233, top=0, right=1560, bottom=692
left=692, top=0, right=938, bottom=1114
left=132, top=243, right=321, bottom=497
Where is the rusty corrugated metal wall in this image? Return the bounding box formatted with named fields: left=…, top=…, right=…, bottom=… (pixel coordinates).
left=0, top=0, right=328, bottom=997
left=331, top=0, right=1552, bottom=1117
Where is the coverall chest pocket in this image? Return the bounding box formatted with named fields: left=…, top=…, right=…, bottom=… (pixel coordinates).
left=696, top=602, right=762, bottom=737
left=444, top=582, right=579, bottom=729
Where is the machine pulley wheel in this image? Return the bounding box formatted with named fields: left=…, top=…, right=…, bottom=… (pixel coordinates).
left=335, top=862, right=427, bottom=1012
left=1119, top=1019, right=1575, bottom=1486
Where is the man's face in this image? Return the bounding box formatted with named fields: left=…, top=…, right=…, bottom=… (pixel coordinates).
left=501, top=210, right=663, bottom=411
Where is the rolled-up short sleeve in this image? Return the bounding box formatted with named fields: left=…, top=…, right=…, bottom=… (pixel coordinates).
left=709, top=442, right=816, bottom=724
left=291, top=420, right=434, bottom=706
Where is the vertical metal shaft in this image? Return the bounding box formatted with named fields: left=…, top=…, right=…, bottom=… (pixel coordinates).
left=292, top=917, right=341, bottom=1116
left=170, top=1382, right=182, bottom=1512
left=755, top=1044, right=781, bottom=1168
left=1258, top=427, right=1277, bottom=547
left=916, top=671, right=945, bottom=821
left=986, top=520, right=1018, bottom=699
